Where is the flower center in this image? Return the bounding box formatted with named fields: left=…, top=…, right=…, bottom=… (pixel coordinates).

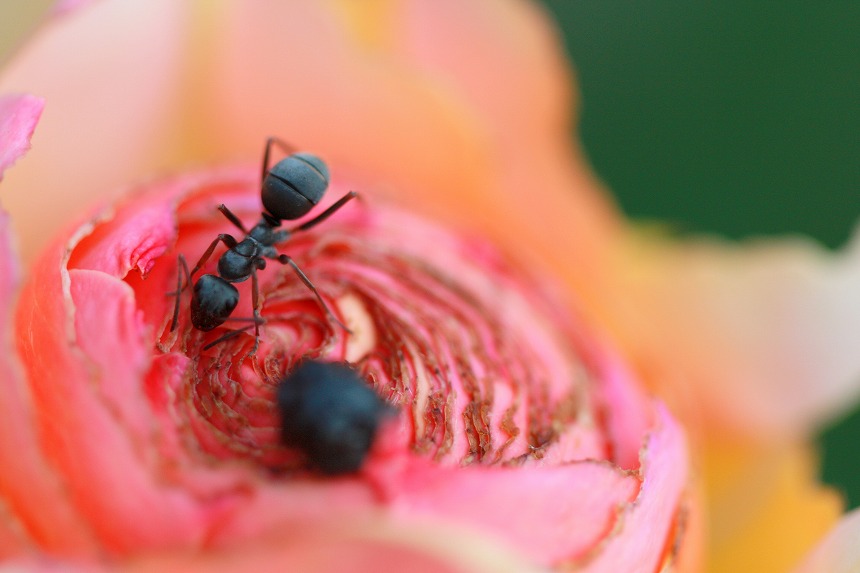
left=151, top=182, right=605, bottom=473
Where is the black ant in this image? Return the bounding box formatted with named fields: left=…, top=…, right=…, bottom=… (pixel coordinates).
left=277, top=360, right=393, bottom=475
left=170, top=137, right=356, bottom=352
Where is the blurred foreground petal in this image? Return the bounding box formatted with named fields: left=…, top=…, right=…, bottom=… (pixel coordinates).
left=122, top=519, right=542, bottom=573
left=705, top=441, right=841, bottom=573
left=612, top=229, right=860, bottom=439
left=0, top=93, right=42, bottom=178
left=0, top=0, right=186, bottom=264
left=210, top=0, right=619, bottom=294
left=0, top=94, right=100, bottom=556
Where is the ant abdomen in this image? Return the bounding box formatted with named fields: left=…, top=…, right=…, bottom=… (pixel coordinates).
left=191, top=274, right=239, bottom=331
left=262, top=152, right=330, bottom=221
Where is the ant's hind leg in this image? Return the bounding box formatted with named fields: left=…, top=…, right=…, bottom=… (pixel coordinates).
left=277, top=254, right=351, bottom=333
left=291, top=191, right=358, bottom=233
left=169, top=254, right=191, bottom=331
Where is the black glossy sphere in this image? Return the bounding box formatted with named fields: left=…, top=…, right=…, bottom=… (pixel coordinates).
left=277, top=360, right=391, bottom=475
left=262, top=153, right=330, bottom=221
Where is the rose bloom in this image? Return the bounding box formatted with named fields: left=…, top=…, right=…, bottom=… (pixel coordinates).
left=1, top=2, right=859, bottom=572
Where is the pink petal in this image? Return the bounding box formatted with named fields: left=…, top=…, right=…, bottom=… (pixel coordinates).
left=123, top=519, right=542, bottom=573
left=792, top=508, right=860, bottom=573
left=614, top=230, right=860, bottom=439
left=0, top=94, right=43, bottom=180
left=0, top=0, right=186, bottom=265
left=582, top=404, right=690, bottom=572
left=386, top=458, right=640, bottom=564
left=52, top=0, right=99, bottom=17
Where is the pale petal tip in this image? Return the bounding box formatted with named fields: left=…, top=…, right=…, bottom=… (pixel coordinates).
left=0, top=93, right=45, bottom=181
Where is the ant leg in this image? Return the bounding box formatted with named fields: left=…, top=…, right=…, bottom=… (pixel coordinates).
left=249, top=267, right=263, bottom=354
left=277, top=254, right=351, bottom=333
left=202, top=268, right=267, bottom=353
left=290, top=191, right=358, bottom=233
left=217, top=204, right=249, bottom=234
left=202, top=324, right=256, bottom=351
left=187, top=234, right=239, bottom=284
left=201, top=316, right=266, bottom=351
left=261, top=136, right=298, bottom=186
left=169, top=254, right=191, bottom=331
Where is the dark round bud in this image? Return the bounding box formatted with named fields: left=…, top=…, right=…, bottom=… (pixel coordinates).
left=262, top=153, right=330, bottom=221
left=277, top=360, right=391, bottom=475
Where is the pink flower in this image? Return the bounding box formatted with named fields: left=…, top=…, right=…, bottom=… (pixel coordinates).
left=2, top=1, right=859, bottom=571
left=1, top=95, right=691, bottom=570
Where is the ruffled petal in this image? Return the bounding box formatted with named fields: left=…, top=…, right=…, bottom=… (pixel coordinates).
left=582, top=404, right=690, bottom=572
left=13, top=180, right=214, bottom=555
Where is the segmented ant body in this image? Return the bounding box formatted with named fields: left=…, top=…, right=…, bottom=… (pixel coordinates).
left=170, top=137, right=356, bottom=350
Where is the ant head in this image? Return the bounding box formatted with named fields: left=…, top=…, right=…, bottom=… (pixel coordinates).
left=261, top=153, right=330, bottom=221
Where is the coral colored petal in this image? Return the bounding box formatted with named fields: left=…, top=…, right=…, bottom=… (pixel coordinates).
left=0, top=0, right=187, bottom=265
left=15, top=228, right=209, bottom=555
left=0, top=95, right=99, bottom=556
left=397, top=0, right=619, bottom=286
left=0, top=94, right=43, bottom=180
left=791, top=508, right=860, bottom=573
left=210, top=1, right=490, bottom=210
left=705, top=441, right=841, bottom=573
left=614, top=229, right=860, bottom=439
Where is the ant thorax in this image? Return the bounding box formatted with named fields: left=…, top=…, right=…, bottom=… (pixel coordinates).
left=249, top=217, right=290, bottom=247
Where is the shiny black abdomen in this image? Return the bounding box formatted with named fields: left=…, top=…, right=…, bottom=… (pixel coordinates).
left=191, top=274, right=239, bottom=331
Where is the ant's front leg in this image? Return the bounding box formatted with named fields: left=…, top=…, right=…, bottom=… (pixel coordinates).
left=187, top=234, right=239, bottom=284
left=217, top=204, right=249, bottom=234
left=261, top=136, right=298, bottom=186
left=277, top=254, right=351, bottom=333
left=169, top=254, right=191, bottom=331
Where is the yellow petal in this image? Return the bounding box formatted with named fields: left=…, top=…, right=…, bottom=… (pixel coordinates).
left=791, top=508, right=860, bottom=573
left=704, top=440, right=841, bottom=573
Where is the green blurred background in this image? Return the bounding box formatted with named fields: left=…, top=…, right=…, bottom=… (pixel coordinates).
left=538, top=0, right=859, bottom=507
